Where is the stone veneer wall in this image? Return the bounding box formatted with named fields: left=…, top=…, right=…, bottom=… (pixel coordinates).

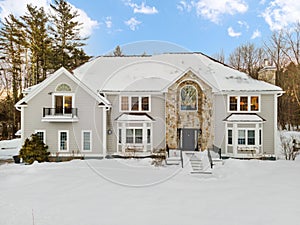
left=165, top=71, right=214, bottom=150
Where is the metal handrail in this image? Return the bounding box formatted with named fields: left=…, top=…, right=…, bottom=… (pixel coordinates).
left=43, top=108, right=78, bottom=117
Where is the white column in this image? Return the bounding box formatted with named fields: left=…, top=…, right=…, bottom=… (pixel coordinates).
left=233, top=123, right=238, bottom=156
left=21, top=107, right=25, bottom=144
left=143, top=123, right=147, bottom=151
left=102, top=107, right=107, bottom=158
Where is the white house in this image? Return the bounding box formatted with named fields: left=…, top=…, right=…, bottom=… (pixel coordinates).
left=15, top=53, right=283, bottom=158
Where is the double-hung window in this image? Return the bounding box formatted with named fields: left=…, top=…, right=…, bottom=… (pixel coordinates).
left=125, top=129, right=143, bottom=144
left=238, top=129, right=256, bottom=146
left=35, top=130, right=46, bottom=144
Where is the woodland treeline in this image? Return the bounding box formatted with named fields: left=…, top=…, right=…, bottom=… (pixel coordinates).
left=214, top=23, right=300, bottom=130
left=0, top=0, right=91, bottom=139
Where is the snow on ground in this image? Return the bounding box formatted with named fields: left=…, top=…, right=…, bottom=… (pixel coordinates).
left=0, top=139, right=21, bottom=160
left=1, top=158, right=300, bottom=225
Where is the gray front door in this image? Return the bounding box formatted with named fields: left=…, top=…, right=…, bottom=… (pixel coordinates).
left=182, top=129, right=197, bottom=151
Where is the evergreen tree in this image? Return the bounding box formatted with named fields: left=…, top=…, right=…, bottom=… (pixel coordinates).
left=21, top=4, right=53, bottom=86
left=19, top=134, right=50, bottom=164
left=113, top=45, right=123, bottom=56
left=0, top=14, right=25, bottom=137
left=49, top=0, right=90, bottom=71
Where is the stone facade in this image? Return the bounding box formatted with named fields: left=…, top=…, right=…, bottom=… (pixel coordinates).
left=165, top=71, right=214, bottom=150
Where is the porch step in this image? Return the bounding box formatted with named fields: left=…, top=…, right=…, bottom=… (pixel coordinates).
left=166, top=157, right=181, bottom=165
left=188, top=152, right=212, bottom=174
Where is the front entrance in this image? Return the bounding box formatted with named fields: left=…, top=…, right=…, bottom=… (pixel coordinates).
left=180, top=128, right=199, bottom=151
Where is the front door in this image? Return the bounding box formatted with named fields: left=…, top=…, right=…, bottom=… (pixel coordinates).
left=181, top=129, right=197, bottom=151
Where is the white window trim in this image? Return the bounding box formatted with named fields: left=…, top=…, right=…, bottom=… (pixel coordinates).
left=119, top=95, right=151, bottom=112
left=35, top=130, right=46, bottom=144
left=180, top=85, right=198, bottom=112
left=52, top=93, right=75, bottom=110
left=81, top=130, right=92, bottom=152
left=117, top=122, right=153, bottom=152
left=237, top=128, right=256, bottom=146
left=58, top=130, right=69, bottom=152
left=227, top=95, right=261, bottom=113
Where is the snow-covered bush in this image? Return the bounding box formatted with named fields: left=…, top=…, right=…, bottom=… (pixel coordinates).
left=19, top=134, right=50, bottom=164
left=280, top=131, right=300, bottom=160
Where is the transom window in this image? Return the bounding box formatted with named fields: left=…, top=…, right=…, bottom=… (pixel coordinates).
left=181, top=85, right=197, bottom=110
left=229, top=95, right=259, bottom=112
left=120, top=96, right=150, bottom=112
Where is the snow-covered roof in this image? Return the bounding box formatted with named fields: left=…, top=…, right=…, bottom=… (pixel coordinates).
left=115, top=113, right=155, bottom=122
left=224, top=114, right=265, bottom=122
left=74, top=53, right=283, bottom=93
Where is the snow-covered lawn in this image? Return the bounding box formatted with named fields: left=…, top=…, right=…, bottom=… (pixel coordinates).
left=1, top=158, right=300, bottom=225
left=0, top=138, right=21, bottom=160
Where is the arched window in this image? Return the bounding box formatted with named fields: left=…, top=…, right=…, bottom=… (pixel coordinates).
left=56, top=83, right=71, bottom=92
left=180, top=85, right=197, bottom=110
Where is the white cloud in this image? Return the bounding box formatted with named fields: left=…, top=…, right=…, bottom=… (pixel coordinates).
left=262, top=0, right=300, bottom=31
left=105, top=16, right=112, bottom=29
left=0, top=0, right=51, bottom=20
left=228, top=27, right=242, bottom=37
left=124, top=0, right=158, bottom=15
left=124, top=17, right=141, bottom=31
left=177, top=1, right=193, bottom=12
left=238, top=20, right=249, bottom=30
left=0, top=0, right=98, bottom=38
left=251, top=29, right=261, bottom=39
left=179, top=0, right=248, bottom=23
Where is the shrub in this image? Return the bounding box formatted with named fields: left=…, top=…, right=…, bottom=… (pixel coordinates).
left=19, top=134, right=50, bottom=164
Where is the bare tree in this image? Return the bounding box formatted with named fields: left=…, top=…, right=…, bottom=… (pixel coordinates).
left=228, top=43, right=265, bottom=79
left=212, top=49, right=225, bottom=63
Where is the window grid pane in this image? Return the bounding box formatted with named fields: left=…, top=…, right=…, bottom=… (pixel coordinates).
left=228, top=129, right=232, bottom=145
left=131, top=97, right=139, bottom=111
left=60, top=132, right=67, bottom=150
left=126, top=129, right=134, bottom=143
left=248, top=130, right=255, bottom=145
left=121, top=96, right=129, bottom=111
left=142, top=97, right=149, bottom=111
left=240, top=97, right=248, bottom=111
left=147, top=129, right=151, bottom=144
left=135, top=129, right=143, bottom=144
left=36, top=132, right=44, bottom=143
left=229, top=96, right=238, bottom=111
left=251, top=96, right=259, bottom=111
left=83, top=132, right=91, bottom=151
left=238, top=130, right=246, bottom=145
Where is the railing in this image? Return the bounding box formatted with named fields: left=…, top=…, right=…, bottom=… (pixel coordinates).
left=43, top=108, right=78, bottom=118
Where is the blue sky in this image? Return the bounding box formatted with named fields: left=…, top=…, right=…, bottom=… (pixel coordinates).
left=1, top=0, right=300, bottom=59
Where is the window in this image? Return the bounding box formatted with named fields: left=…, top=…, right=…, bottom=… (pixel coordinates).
left=142, top=97, right=149, bottom=111
left=147, top=129, right=151, bottom=144
left=240, top=96, right=248, bottom=111
left=121, top=96, right=129, bottom=111
left=228, top=129, right=233, bottom=145
left=120, top=96, right=150, bottom=112
left=125, top=128, right=144, bottom=144
left=58, top=130, right=69, bottom=151
left=118, top=129, right=122, bottom=144
left=238, top=130, right=246, bottom=145
left=135, top=129, right=143, bottom=143
left=181, top=85, right=197, bottom=110
left=251, top=96, right=259, bottom=111
left=54, top=94, right=73, bottom=114
left=259, top=129, right=262, bottom=145
left=238, top=129, right=256, bottom=145
left=131, top=97, right=139, bottom=111
left=229, top=97, right=238, bottom=111
left=82, top=131, right=92, bottom=151
left=35, top=130, right=46, bottom=144
left=228, top=95, right=260, bottom=112
left=247, top=130, right=255, bottom=145
left=126, top=129, right=134, bottom=143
